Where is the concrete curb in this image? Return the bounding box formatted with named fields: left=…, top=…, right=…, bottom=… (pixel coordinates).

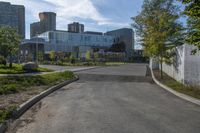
left=150, top=67, right=200, bottom=106
left=0, top=75, right=79, bottom=133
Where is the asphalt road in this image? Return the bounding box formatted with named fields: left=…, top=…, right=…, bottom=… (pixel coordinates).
left=8, top=64, right=200, bottom=133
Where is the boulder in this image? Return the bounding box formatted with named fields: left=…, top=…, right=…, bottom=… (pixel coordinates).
left=23, top=62, right=38, bottom=70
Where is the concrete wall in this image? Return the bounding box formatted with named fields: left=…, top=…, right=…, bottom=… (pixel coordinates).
left=150, top=44, right=200, bottom=86
left=184, top=45, right=200, bottom=85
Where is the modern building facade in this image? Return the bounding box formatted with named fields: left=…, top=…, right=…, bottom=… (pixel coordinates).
left=68, top=22, right=84, bottom=33
left=30, top=12, right=56, bottom=38
left=84, top=31, right=103, bottom=35
left=0, top=2, right=25, bottom=38
left=38, top=30, right=113, bottom=53
left=106, top=28, right=134, bottom=60
left=20, top=30, right=114, bottom=61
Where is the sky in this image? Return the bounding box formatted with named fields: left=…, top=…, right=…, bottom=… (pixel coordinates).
left=4, top=0, right=143, bottom=37
left=3, top=0, right=185, bottom=49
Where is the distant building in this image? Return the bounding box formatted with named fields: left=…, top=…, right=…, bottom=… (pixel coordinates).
left=30, top=22, right=40, bottom=38
left=20, top=30, right=114, bottom=61
left=0, top=2, right=25, bottom=38
left=68, top=22, right=84, bottom=33
left=106, top=28, right=134, bottom=60
left=39, top=12, right=56, bottom=33
left=84, top=31, right=103, bottom=35
left=30, top=12, right=56, bottom=38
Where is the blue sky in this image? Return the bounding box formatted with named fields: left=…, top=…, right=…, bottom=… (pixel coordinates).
left=4, top=0, right=185, bottom=49
left=5, top=0, right=143, bottom=38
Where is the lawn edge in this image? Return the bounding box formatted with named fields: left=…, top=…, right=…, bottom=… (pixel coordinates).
left=0, top=75, right=79, bottom=133
left=150, top=66, right=200, bottom=106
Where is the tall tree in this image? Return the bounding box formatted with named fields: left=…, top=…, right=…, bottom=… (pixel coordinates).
left=132, top=0, right=184, bottom=78
left=179, top=0, right=200, bottom=54
left=0, top=26, right=21, bottom=67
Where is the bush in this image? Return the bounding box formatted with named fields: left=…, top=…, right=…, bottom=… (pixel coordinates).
left=0, top=56, right=6, bottom=66
left=0, top=84, right=17, bottom=95
left=70, top=57, right=75, bottom=64
left=57, top=60, right=63, bottom=65
left=0, top=106, right=17, bottom=124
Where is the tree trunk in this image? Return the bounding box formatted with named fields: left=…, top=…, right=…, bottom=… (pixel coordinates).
left=9, top=55, right=12, bottom=68
left=160, top=56, right=163, bottom=79
left=160, top=46, right=163, bottom=79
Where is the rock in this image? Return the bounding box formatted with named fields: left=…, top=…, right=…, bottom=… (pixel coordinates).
left=23, top=62, right=38, bottom=70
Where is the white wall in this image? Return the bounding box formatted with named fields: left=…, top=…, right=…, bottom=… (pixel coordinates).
left=184, top=45, right=200, bottom=85
left=151, top=44, right=200, bottom=86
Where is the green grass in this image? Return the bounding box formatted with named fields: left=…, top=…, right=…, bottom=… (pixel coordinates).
left=154, top=70, right=200, bottom=99
left=105, top=62, right=127, bottom=66
left=43, top=61, right=127, bottom=66
left=0, top=71, right=75, bottom=124
left=0, top=106, right=17, bottom=124
left=0, top=64, right=52, bottom=74
left=0, top=71, right=75, bottom=95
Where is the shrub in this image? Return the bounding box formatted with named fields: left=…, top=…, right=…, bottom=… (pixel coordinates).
left=0, top=84, right=18, bottom=94
left=0, top=106, right=17, bottom=123
left=0, top=56, right=6, bottom=66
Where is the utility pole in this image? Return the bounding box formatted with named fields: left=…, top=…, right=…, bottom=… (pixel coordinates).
left=36, top=34, right=39, bottom=65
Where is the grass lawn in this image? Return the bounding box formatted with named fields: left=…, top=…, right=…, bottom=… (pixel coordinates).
left=105, top=62, right=127, bottom=66
left=154, top=70, right=200, bottom=99
left=0, top=64, right=52, bottom=74
left=43, top=61, right=127, bottom=66
left=0, top=71, right=75, bottom=123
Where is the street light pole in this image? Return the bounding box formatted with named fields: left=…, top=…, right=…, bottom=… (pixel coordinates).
left=36, top=34, right=39, bottom=65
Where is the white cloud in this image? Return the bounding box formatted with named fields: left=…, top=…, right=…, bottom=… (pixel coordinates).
left=4, top=0, right=131, bottom=38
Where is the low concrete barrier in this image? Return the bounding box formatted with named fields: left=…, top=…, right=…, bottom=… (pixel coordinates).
left=0, top=75, right=79, bottom=133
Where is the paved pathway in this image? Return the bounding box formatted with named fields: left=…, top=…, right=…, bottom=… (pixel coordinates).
left=7, top=64, right=200, bottom=133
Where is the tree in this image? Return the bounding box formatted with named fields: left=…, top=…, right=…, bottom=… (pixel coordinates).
left=93, top=52, right=99, bottom=62
left=0, top=26, right=21, bottom=67
left=70, top=53, right=76, bottom=64
left=38, top=52, right=44, bottom=63
left=179, top=0, right=200, bottom=54
left=85, top=51, right=91, bottom=61
left=132, top=0, right=184, bottom=78
left=49, top=51, right=56, bottom=62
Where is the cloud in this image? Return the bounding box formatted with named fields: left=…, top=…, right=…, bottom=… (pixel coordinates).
left=4, top=0, right=134, bottom=38
left=42, top=0, right=113, bottom=29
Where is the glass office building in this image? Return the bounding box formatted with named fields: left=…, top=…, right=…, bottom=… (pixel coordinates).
left=38, top=30, right=114, bottom=53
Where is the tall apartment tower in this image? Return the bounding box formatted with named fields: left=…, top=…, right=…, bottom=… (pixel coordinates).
left=68, top=22, right=84, bottom=33
left=30, top=12, right=56, bottom=38
left=0, top=2, right=25, bottom=38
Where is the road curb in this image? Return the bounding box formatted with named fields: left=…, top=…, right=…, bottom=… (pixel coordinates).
left=0, top=75, right=79, bottom=133
left=150, top=67, right=200, bottom=106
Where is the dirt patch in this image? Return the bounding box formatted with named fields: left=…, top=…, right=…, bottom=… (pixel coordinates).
left=0, top=86, right=48, bottom=110
left=6, top=102, right=43, bottom=133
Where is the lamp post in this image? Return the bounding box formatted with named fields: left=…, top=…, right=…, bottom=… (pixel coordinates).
left=36, top=34, right=39, bottom=65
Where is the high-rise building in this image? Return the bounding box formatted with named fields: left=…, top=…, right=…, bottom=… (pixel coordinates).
left=39, top=12, right=56, bottom=33
left=0, top=2, right=25, bottom=38
left=68, top=22, right=84, bottom=33
left=30, top=22, right=40, bottom=38
left=30, top=12, right=56, bottom=38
